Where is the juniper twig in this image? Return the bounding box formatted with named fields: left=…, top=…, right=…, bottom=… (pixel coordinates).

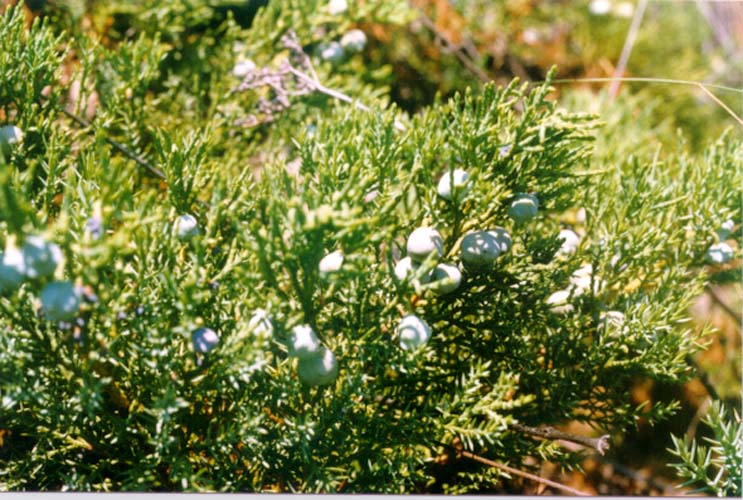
left=512, top=422, right=611, bottom=455
left=414, top=9, right=491, bottom=83
left=233, top=30, right=405, bottom=131
left=609, top=0, right=648, bottom=98
left=61, top=107, right=166, bottom=180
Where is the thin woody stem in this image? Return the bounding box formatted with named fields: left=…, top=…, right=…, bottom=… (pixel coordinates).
left=609, top=0, right=648, bottom=98
left=705, top=284, right=743, bottom=325
left=547, top=76, right=743, bottom=128
left=287, top=67, right=371, bottom=113
left=458, top=449, right=591, bottom=496
left=686, top=355, right=721, bottom=402
left=511, top=422, right=611, bottom=455
left=415, top=10, right=491, bottom=83
left=61, top=107, right=166, bottom=180
left=288, top=67, right=407, bottom=132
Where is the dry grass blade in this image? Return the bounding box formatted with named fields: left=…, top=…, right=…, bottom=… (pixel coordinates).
left=459, top=449, right=591, bottom=496
left=550, top=77, right=743, bottom=128
left=609, top=0, right=649, bottom=98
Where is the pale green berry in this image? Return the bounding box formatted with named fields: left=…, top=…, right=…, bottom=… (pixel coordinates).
left=589, top=0, right=611, bottom=15
left=319, top=250, right=344, bottom=274
left=175, top=214, right=199, bottom=240
left=22, top=236, right=62, bottom=280
left=0, top=125, right=23, bottom=156
left=397, top=314, right=431, bottom=350
left=0, top=246, right=26, bottom=292
left=394, top=256, right=417, bottom=281
left=599, top=311, right=625, bottom=332
left=340, top=29, right=367, bottom=52
left=290, top=325, right=322, bottom=360
left=394, top=256, right=432, bottom=284
left=546, top=289, right=573, bottom=314
left=507, top=193, right=538, bottom=224
left=297, top=347, right=338, bottom=386
left=232, top=59, right=256, bottom=78
left=407, top=227, right=443, bottom=262
left=569, top=263, right=604, bottom=296
left=716, top=219, right=735, bottom=240
left=430, top=263, right=462, bottom=294
left=460, top=230, right=502, bottom=269
left=40, top=281, right=81, bottom=321
left=705, top=242, right=733, bottom=265
left=437, top=168, right=470, bottom=202
left=487, top=227, right=512, bottom=253
left=557, top=229, right=580, bottom=255
left=328, top=0, right=347, bottom=14
left=318, top=41, right=344, bottom=63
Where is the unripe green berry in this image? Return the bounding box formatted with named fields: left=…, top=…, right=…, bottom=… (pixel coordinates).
left=487, top=227, right=512, bottom=253
left=317, top=42, right=344, bottom=63
left=290, top=325, right=322, bottom=360
left=716, top=219, right=735, bottom=240
left=557, top=229, right=580, bottom=256
left=394, top=256, right=432, bottom=284
left=0, top=125, right=23, bottom=156
left=175, top=214, right=199, bottom=240
left=406, top=227, right=444, bottom=262
left=507, top=193, right=539, bottom=224
left=397, top=314, right=431, bottom=350
left=430, top=263, right=462, bottom=294
left=232, top=58, right=256, bottom=78
left=22, top=236, right=62, bottom=280
left=546, top=289, right=573, bottom=314
left=297, top=347, right=338, bottom=386
left=437, top=168, right=470, bottom=202
left=340, top=29, right=367, bottom=52
left=705, top=242, right=733, bottom=265
left=319, top=250, right=344, bottom=274
left=248, top=309, right=273, bottom=337
left=327, top=0, right=347, bottom=15
left=0, top=246, right=26, bottom=292
left=599, top=310, right=625, bottom=333
left=40, top=281, right=81, bottom=321
left=460, top=230, right=502, bottom=269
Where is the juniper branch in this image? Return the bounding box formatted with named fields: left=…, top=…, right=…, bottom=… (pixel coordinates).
left=61, top=107, right=166, bottom=180
left=414, top=10, right=491, bottom=83
left=705, top=284, right=742, bottom=326
left=511, top=422, right=611, bottom=455
left=233, top=30, right=405, bottom=131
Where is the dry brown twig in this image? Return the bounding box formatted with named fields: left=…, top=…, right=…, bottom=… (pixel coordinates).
left=457, top=448, right=591, bottom=496
left=511, top=422, right=611, bottom=455
left=61, top=107, right=166, bottom=180
left=414, top=10, right=491, bottom=83
left=609, top=0, right=648, bottom=98
left=232, top=30, right=404, bottom=131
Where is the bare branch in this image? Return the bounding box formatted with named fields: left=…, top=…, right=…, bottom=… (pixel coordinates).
left=609, top=0, right=648, bottom=98
left=458, top=448, right=591, bottom=496
left=512, top=422, right=611, bottom=455
left=232, top=30, right=405, bottom=132
left=414, top=9, right=491, bottom=83
left=61, top=108, right=166, bottom=180
left=705, top=284, right=743, bottom=325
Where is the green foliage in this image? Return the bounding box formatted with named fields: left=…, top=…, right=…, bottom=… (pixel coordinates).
left=0, top=0, right=740, bottom=493
left=668, top=401, right=742, bottom=497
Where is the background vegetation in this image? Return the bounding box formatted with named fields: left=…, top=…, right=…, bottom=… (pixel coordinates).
left=0, top=0, right=740, bottom=494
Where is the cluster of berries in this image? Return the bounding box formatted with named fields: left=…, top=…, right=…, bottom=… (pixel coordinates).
left=0, top=235, right=85, bottom=322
